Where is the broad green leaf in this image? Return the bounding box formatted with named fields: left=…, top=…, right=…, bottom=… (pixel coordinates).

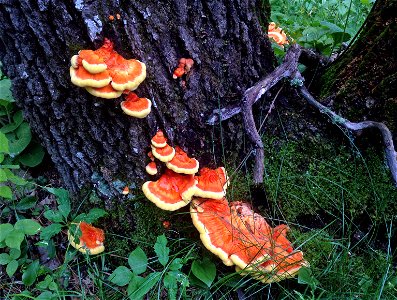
left=0, top=169, right=6, bottom=181
left=9, top=248, right=21, bottom=260
left=8, top=122, right=32, bottom=155
left=36, top=291, right=57, bottom=300
left=191, top=258, right=216, bottom=287
left=0, top=253, right=11, bottom=265
left=0, top=223, right=13, bottom=241
left=16, top=196, right=37, bottom=210
left=109, top=266, right=133, bottom=286
left=3, top=169, right=27, bottom=185
left=127, top=272, right=161, bottom=300
left=0, top=110, right=24, bottom=134
left=44, top=187, right=70, bottom=218
left=72, top=213, right=87, bottom=222
left=298, top=267, right=319, bottom=288
left=40, top=223, right=63, bottom=241
left=128, top=247, right=148, bottom=275
left=127, top=275, right=145, bottom=300
left=0, top=78, right=13, bottom=102
left=0, top=153, right=4, bottom=163
left=15, top=219, right=41, bottom=235
left=0, top=131, right=9, bottom=153
left=84, top=208, right=107, bottom=223
left=22, top=259, right=40, bottom=286
left=44, top=210, right=64, bottom=223
left=163, top=272, right=178, bottom=300
left=169, top=258, right=183, bottom=271
left=5, top=229, right=24, bottom=250
left=18, top=142, right=45, bottom=167
left=0, top=185, right=12, bottom=199
left=6, top=259, right=18, bottom=277
left=154, top=234, right=169, bottom=266
left=36, top=275, right=52, bottom=290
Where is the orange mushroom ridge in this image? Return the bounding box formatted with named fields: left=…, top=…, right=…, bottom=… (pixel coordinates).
left=151, top=130, right=168, bottom=148
left=68, top=222, right=105, bottom=255
left=121, top=92, right=152, bottom=118
left=142, top=169, right=197, bottom=211
left=194, top=167, right=229, bottom=199
left=268, top=22, right=289, bottom=47
left=190, top=198, right=308, bottom=283
left=166, top=146, right=199, bottom=175
left=146, top=161, right=158, bottom=175
left=70, top=38, right=146, bottom=99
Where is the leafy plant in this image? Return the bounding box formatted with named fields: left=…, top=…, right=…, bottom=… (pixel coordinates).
left=109, top=234, right=216, bottom=300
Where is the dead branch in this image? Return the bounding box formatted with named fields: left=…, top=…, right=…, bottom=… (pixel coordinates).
left=208, top=44, right=397, bottom=186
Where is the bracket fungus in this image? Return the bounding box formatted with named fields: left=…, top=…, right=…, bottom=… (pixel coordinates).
left=70, top=38, right=146, bottom=99
left=172, top=58, right=194, bottom=79
left=166, top=146, right=199, bottom=174
left=151, top=130, right=168, bottom=148
left=121, top=92, right=152, bottom=118
left=151, top=144, right=176, bottom=162
left=268, top=22, right=289, bottom=47
left=194, top=167, right=229, bottom=199
left=190, top=198, right=308, bottom=283
left=146, top=161, right=158, bottom=175
left=142, top=169, right=197, bottom=211
left=68, top=222, right=105, bottom=255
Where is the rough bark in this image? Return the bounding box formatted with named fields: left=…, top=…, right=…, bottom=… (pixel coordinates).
left=317, top=0, right=397, bottom=134
left=0, top=0, right=275, bottom=196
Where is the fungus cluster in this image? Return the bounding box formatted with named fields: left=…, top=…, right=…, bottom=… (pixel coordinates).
left=70, top=39, right=151, bottom=118
left=142, top=130, right=308, bottom=283
left=172, top=58, right=194, bottom=79
left=268, top=22, right=289, bottom=47
left=68, top=222, right=105, bottom=255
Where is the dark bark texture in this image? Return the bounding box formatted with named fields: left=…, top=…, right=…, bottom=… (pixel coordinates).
left=318, top=0, right=397, bottom=134
left=0, top=0, right=274, bottom=196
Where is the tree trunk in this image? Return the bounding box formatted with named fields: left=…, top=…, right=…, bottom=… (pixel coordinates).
left=0, top=0, right=274, bottom=196
left=317, top=0, right=397, bottom=134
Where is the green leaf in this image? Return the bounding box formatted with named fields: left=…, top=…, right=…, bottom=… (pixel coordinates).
left=3, top=169, right=27, bottom=185
left=84, top=208, right=107, bottom=223
left=0, top=223, right=13, bottom=241
left=127, top=275, right=145, bottom=300
left=0, top=131, right=9, bottom=153
left=0, top=78, right=13, bottom=102
left=40, top=223, right=63, bottom=241
left=298, top=267, right=319, bottom=288
left=6, top=259, right=18, bottom=277
left=36, top=275, right=52, bottom=290
left=169, top=258, right=183, bottom=271
left=0, top=110, right=24, bottom=134
left=191, top=258, right=216, bottom=287
left=0, top=185, right=12, bottom=199
left=18, top=142, right=45, bottom=167
left=44, top=210, right=64, bottom=223
left=154, top=234, right=169, bottom=266
left=22, top=259, right=40, bottom=286
left=44, top=187, right=70, bottom=218
left=0, top=169, right=6, bottom=181
left=5, top=229, right=25, bottom=250
left=36, top=291, right=56, bottom=300
left=15, top=219, right=41, bottom=235
left=109, top=266, right=133, bottom=286
left=128, top=247, right=148, bottom=275
left=163, top=272, right=178, bottom=300
left=9, top=248, right=21, bottom=260
left=0, top=253, right=11, bottom=265
left=127, top=272, right=161, bottom=300
left=15, top=196, right=37, bottom=210
left=0, top=153, right=4, bottom=163
left=8, top=122, right=32, bottom=155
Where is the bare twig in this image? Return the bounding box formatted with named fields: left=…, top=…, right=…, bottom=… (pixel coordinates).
left=207, top=44, right=397, bottom=186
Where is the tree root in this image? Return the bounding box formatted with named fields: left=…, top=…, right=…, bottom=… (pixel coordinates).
left=207, top=44, right=397, bottom=186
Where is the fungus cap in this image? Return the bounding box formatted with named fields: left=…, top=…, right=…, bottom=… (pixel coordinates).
left=146, top=161, right=158, bottom=175
left=268, top=22, right=288, bottom=46
left=70, top=66, right=111, bottom=88
left=151, top=144, right=175, bottom=162
left=85, top=84, right=123, bottom=99
left=68, top=222, right=105, bottom=255
left=151, top=130, right=167, bottom=148
left=108, top=56, right=147, bottom=91
left=120, top=92, right=151, bottom=118
left=79, top=50, right=108, bottom=74
left=166, top=146, right=199, bottom=174
left=194, top=167, right=228, bottom=199
left=142, top=169, right=197, bottom=211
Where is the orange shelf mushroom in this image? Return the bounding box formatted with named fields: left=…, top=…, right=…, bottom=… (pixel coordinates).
left=146, top=161, right=158, bottom=175
left=172, top=58, right=194, bottom=79
left=190, top=198, right=308, bottom=283
left=68, top=222, right=105, bottom=255
left=142, top=169, right=197, bottom=211
left=121, top=92, right=152, bottom=118
left=166, top=146, right=199, bottom=174
left=151, top=130, right=168, bottom=148
left=268, top=22, right=289, bottom=47
left=70, top=38, right=146, bottom=99
left=151, top=144, right=175, bottom=162
left=194, top=167, right=228, bottom=199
